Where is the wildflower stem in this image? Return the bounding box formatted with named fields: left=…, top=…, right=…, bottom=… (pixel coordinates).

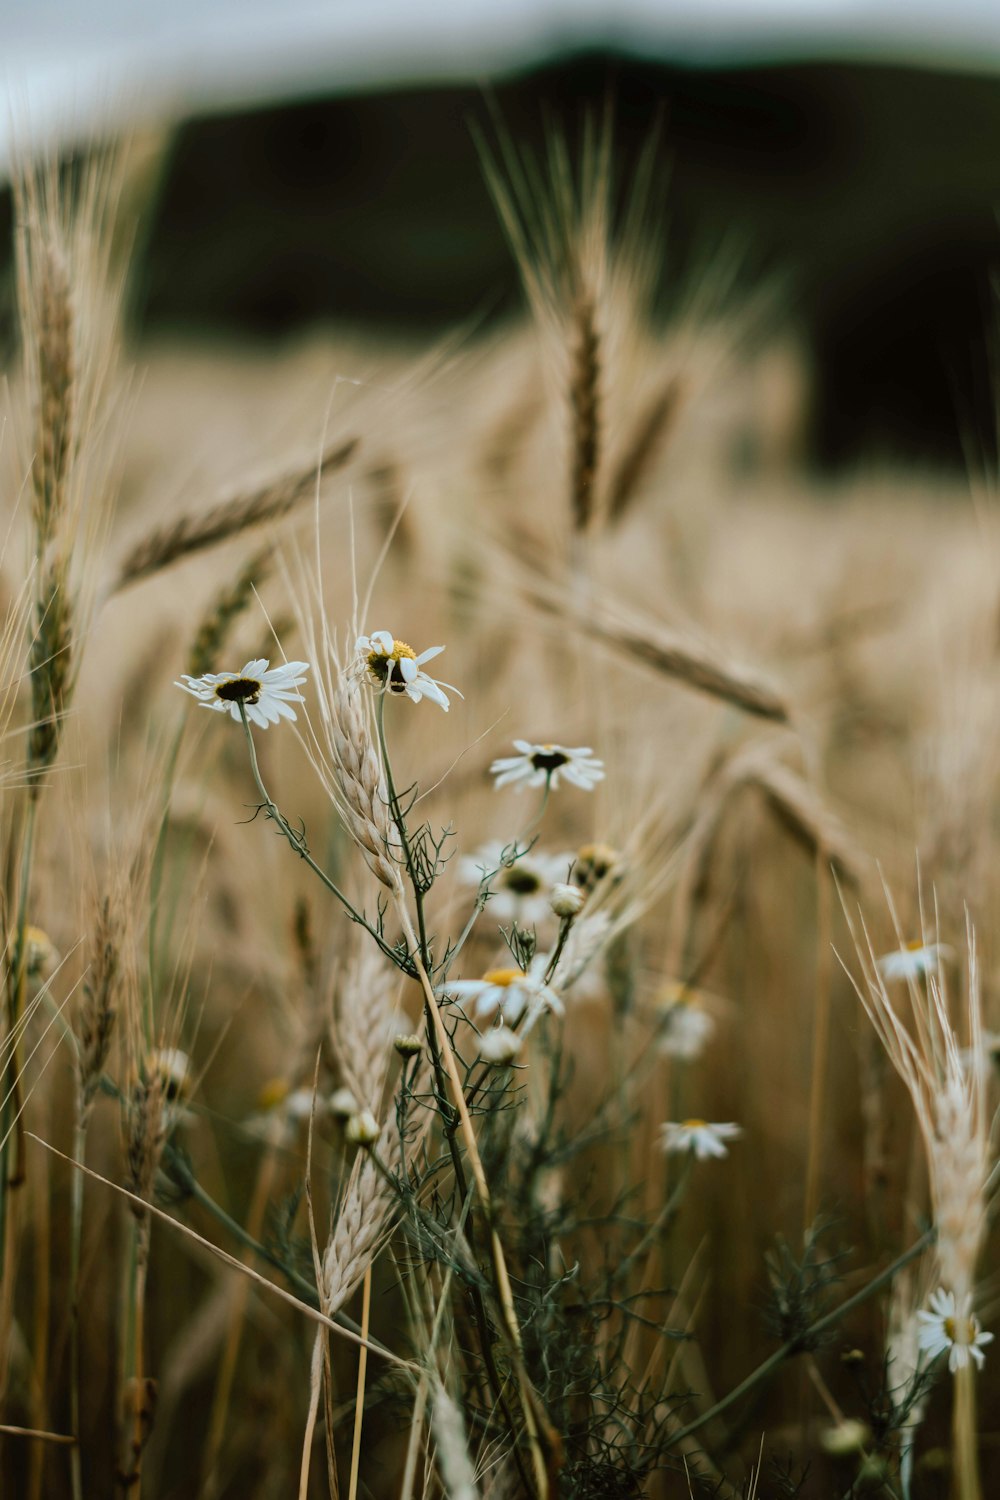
left=953, top=1361, right=982, bottom=1500
left=68, top=1109, right=88, bottom=1500
left=374, top=693, right=430, bottom=968
left=400, top=917, right=553, bottom=1499
left=236, top=705, right=405, bottom=971
left=665, top=1228, right=935, bottom=1449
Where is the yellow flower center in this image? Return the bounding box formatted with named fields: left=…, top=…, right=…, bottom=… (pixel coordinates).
left=906, top=939, right=927, bottom=952
left=215, top=675, right=262, bottom=704
left=483, top=968, right=526, bottom=987
left=681, top=1118, right=708, bottom=1129
left=367, top=640, right=417, bottom=692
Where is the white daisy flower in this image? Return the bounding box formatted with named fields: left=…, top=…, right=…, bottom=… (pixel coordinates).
left=459, top=842, right=572, bottom=927
left=354, top=629, right=455, bottom=710
left=656, top=985, right=716, bottom=1061
left=490, top=741, right=604, bottom=792
left=153, top=1047, right=192, bottom=1105
left=659, top=1118, right=742, bottom=1160
left=917, top=1288, right=994, bottom=1373
left=175, top=658, right=309, bottom=730
left=442, top=958, right=564, bottom=1026
left=876, top=941, right=951, bottom=983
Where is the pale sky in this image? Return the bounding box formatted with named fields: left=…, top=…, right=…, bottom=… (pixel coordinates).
left=1, top=0, right=998, bottom=170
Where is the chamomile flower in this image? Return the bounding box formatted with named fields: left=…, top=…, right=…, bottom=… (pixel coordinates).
left=917, top=1288, right=994, bottom=1372
left=490, top=741, right=604, bottom=792
left=459, top=842, right=572, bottom=927
left=659, top=1119, right=742, bottom=1160
left=354, top=629, right=455, bottom=710
left=443, top=958, right=563, bottom=1025
left=175, top=658, right=309, bottom=729
left=656, top=985, right=716, bottom=1061
left=876, top=941, right=951, bottom=984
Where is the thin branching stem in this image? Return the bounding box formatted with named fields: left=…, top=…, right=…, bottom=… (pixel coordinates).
left=237, top=704, right=405, bottom=970
left=665, top=1229, right=935, bottom=1449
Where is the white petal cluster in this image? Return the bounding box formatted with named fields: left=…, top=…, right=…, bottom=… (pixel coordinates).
left=459, top=842, right=572, bottom=927
left=443, top=958, right=563, bottom=1026
left=491, top=741, right=604, bottom=792
left=876, top=942, right=950, bottom=983
left=175, top=658, right=310, bottom=729
left=355, top=629, right=453, bottom=710
left=657, top=988, right=716, bottom=1061
left=659, top=1119, right=741, bottom=1160
left=917, top=1288, right=994, bottom=1372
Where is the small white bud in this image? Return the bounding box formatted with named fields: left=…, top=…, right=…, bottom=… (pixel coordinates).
left=819, top=1419, right=871, bottom=1457
left=345, top=1110, right=381, bottom=1146
left=550, top=882, right=585, bottom=919
left=478, top=1027, right=522, bottom=1065
left=329, top=1086, right=359, bottom=1119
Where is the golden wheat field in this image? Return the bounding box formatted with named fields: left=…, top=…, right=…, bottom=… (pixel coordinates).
left=0, top=130, right=998, bottom=1500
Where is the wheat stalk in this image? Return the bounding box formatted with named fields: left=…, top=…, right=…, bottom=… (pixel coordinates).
left=112, top=436, right=358, bottom=592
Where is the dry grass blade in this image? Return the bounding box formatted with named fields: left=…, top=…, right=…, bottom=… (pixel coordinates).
left=112, top=435, right=359, bottom=592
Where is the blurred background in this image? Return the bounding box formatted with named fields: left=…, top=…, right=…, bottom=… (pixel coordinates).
left=5, top=0, right=1000, bottom=472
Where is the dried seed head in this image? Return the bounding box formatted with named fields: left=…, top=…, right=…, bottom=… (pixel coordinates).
left=328, top=679, right=402, bottom=893
left=79, top=897, right=122, bottom=1108
left=125, top=1068, right=166, bottom=1219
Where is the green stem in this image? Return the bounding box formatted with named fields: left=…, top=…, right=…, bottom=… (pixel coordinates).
left=665, top=1229, right=935, bottom=1449
left=374, top=693, right=429, bottom=968
left=236, top=706, right=406, bottom=972
left=68, top=1107, right=88, bottom=1500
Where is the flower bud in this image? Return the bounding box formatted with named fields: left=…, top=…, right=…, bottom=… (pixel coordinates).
left=345, top=1110, right=381, bottom=1146
left=550, top=882, right=585, bottom=919
left=478, top=1027, right=522, bottom=1065
left=819, top=1419, right=871, bottom=1457
left=329, top=1086, right=359, bottom=1119
left=394, top=1032, right=423, bottom=1057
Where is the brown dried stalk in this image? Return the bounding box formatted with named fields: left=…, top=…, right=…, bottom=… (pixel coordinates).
left=568, top=291, right=601, bottom=533
left=78, top=895, right=122, bottom=1112
left=112, top=436, right=359, bottom=593
left=124, top=1069, right=166, bottom=1220
left=29, top=238, right=75, bottom=544
left=27, top=567, right=73, bottom=794
left=605, top=375, right=683, bottom=525
left=327, top=680, right=401, bottom=894
left=320, top=1062, right=430, bottom=1315
left=333, top=944, right=401, bottom=1113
